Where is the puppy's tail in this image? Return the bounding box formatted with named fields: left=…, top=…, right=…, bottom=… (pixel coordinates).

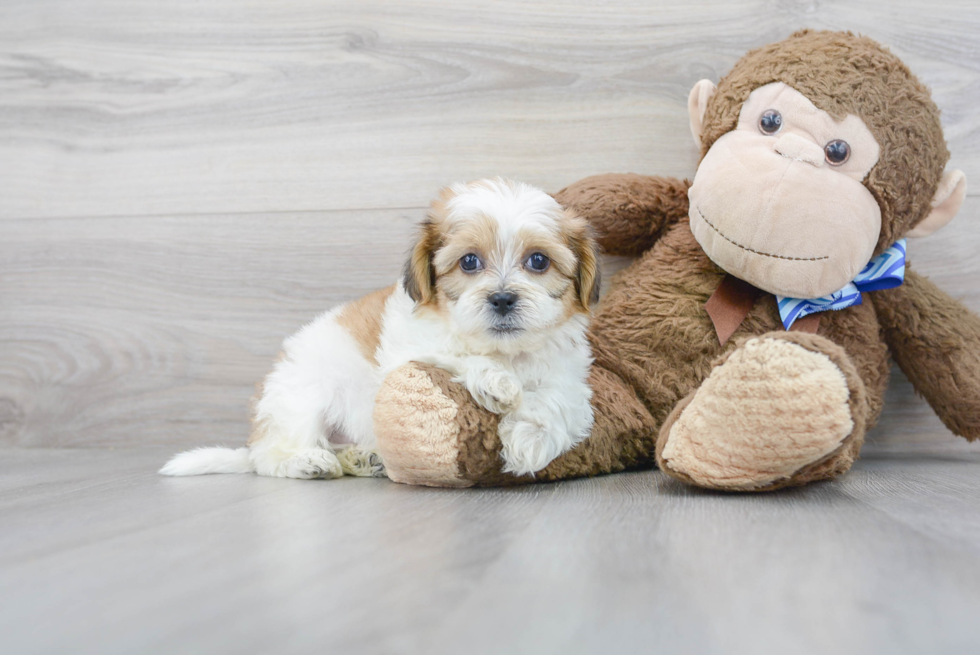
left=159, top=447, right=253, bottom=476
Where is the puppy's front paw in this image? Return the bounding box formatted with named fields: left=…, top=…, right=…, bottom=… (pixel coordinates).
left=469, top=369, right=522, bottom=414
left=498, top=418, right=563, bottom=476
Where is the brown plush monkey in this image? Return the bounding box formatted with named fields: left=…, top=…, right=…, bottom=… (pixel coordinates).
left=372, top=30, right=980, bottom=490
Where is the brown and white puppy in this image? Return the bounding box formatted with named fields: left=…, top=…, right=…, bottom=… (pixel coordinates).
left=161, top=178, right=600, bottom=479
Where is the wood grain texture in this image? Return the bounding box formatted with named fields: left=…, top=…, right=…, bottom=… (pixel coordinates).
left=1, top=449, right=979, bottom=655
left=0, top=209, right=421, bottom=446
left=1, top=0, right=980, bottom=450
left=3, top=203, right=978, bottom=449
left=1, top=0, right=979, bottom=220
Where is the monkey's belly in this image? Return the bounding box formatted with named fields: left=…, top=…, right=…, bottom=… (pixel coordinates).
left=589, top=222, right=890, bottom=428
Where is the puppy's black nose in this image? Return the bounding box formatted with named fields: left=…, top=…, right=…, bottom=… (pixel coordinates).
left=488, top=291, right=518, bottom=316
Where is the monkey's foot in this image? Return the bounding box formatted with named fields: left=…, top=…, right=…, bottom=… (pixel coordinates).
left=656, top=333, right=866, bottom=491
left=374, top=362, right=502, bottom=487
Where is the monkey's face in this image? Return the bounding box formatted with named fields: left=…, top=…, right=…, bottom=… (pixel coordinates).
left=689, top=83, right=882, bottom=298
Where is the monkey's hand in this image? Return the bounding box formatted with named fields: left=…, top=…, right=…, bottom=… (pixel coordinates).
left=554, top=174, right=691, bottom=257
left=872, top=268, right=980, bottom=441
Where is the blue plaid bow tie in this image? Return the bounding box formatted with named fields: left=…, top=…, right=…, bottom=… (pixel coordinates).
left=776, top=239, right=907, bottom=330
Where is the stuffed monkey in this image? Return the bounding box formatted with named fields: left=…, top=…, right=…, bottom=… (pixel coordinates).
left=373, top=30, right=980, bottom=490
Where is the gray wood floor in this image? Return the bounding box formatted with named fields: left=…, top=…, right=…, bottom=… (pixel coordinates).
left=2, top=448, right=980, bottom=655
left=3, top=1, right=980, bottom=653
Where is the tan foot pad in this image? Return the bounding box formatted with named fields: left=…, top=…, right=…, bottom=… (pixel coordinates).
left=661, top=337, right=854, bottom=490
left=373, top=363, right=473, bottom=488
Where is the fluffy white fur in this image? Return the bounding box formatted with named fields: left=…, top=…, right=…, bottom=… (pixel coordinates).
left=161, top=179, right=595, bottom=479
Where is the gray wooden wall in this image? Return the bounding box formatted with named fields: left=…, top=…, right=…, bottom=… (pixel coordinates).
left=2, top=0, right=978, bottom=450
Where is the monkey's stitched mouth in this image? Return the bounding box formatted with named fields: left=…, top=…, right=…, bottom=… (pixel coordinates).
left=694, top=206, right=829, bottom=262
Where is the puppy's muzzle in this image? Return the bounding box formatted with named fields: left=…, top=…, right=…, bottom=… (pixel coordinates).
left=488, top=291, right=519, bottom=317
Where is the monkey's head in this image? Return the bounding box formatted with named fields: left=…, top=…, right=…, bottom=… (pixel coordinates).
left=687, top=30, right=967, bottom=298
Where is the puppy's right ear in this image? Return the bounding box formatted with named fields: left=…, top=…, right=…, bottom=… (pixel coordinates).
left=562, top=209, right=602, bottom=311
left=402, top=219, right=441, bottom=305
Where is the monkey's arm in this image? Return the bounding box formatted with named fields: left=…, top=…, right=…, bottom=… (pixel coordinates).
left=555, top=174, right=691, bottom=256
left=872, top=269, right=980, bottom=440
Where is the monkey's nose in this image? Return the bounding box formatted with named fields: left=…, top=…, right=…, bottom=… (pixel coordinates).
left=773, top=133, right=824, bottom=167
left=488, top=291, right=519, bottom=316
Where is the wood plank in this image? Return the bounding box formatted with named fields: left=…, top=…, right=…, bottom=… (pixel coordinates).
left=0, top=209, right=419, bottom=447
left=1, top=449, right=979, bottom=655
left=1, top=0, right=978, bottom=219
left=2, top=4, right=979, bottom=652
left=836, top=452, right=980, bottom=552
left=2, top=199, right=980, bottom=448
left=429, top=467, right=980, bottom=655
left=2, top=0, right=979, bottom=451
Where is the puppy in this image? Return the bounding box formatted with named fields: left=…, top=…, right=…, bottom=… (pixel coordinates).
left=160, top=178, right=600, bottom=479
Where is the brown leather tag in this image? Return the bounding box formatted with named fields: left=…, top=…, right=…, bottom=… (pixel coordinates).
left=705, top=274, right=763, bottom=345
left=788, top=313, right=821, bottom=334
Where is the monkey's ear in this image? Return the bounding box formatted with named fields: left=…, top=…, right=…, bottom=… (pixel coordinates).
left=688, top=79, right=717, bottom=149
left=908, top=170, right=968, bottom=238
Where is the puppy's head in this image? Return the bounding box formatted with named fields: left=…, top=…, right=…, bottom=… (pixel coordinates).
left=403, top=178, right=600, bottom=350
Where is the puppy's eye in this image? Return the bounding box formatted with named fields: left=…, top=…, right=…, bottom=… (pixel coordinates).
left=824, top=139, right=850, bottom=165
left=459, top=253, right=483, bottom=273
left=524, top=252, right=550, bottom=272
left=759, top=109, right=782, bottom=135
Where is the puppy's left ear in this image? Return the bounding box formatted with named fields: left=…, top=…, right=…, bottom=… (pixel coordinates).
left=402, top=219, right=442, bottom=305
left=564, top=210, right=602, bottom=310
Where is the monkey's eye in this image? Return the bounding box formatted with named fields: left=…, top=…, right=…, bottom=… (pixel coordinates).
left=824, top=139, right=850, bottom=166
left=524, top=252, right=550, bottom=272
left=459, top=253, right=483, bottom=273
left=759, top=109, right=782, bottom=134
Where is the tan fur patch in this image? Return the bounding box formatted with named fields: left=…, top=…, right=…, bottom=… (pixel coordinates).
left=431, top=213, right=497, bottom=274
left=247, top=414, right=270, bottom=447
left=559, top=209, right=601, bottom=310
left=246, top=350, right=286, bottom=446
left=403, top=220, right=444, bottom=305
left=429, top=213, right=497, bottom=309
left=517, top=228, right=576, bottom=277
left=336, top=285, right=395, bottom=366
left=560, top=280, right=584, bottom=321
